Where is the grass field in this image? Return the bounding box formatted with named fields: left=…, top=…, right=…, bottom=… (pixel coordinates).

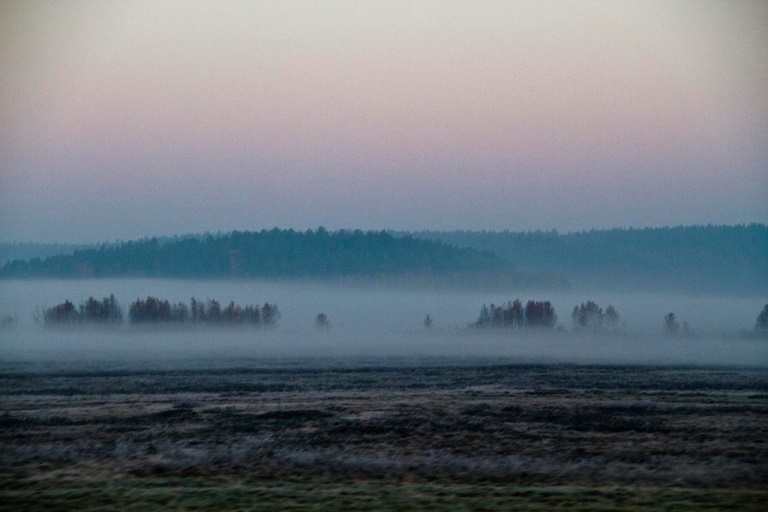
left=1, top=361, right=766, bottom=510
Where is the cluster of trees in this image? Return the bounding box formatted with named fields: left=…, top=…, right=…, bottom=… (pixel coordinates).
left=25, top=296, right=768, bottom=334
left=39, top=296, right=279, bottom=327
left=40, top=295, right=123, bottom=324
left=473, top=300, right=557, bottom=329
left=128, top=297, right=279, bottom=325
left=571, top=301, right=620, bottom=329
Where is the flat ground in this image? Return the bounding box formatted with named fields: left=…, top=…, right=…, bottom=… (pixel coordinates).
left=1, top=361, right=766, bottom=510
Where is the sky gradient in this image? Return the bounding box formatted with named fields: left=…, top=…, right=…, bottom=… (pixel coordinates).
left=1, top=0, right=767, bottom=243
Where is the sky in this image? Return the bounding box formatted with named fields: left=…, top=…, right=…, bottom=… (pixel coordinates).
left=1, top=0, right=767, bottom=243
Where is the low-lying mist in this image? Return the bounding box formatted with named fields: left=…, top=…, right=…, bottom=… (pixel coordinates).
left=0, top=279, right=765, bottom=368
left=1, top=327, right=767, bottom=369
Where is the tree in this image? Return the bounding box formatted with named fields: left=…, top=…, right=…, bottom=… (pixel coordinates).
left=756, top=304, right=768, bottom=331
left=206, top=299, right=222, bottom=322
left=605, top=305, right=620, bottom=328
left=473, top=299, right=555, bottom=329
left=474, top=305, right=491, bottom=328
left=80, top=295, right=123, bottom=323
left=664, top=312, right=679, bottom=335
left=190, top=297, right=199, bottom=322
left=510, top=299, right=524, bottom=327
left=261, top=303, right=280, bottom=326
left=572, top=301, right=603, bottom=329
left=424, top=314, right=433, bottom=329
left=316, top=313, right=329, bottom=328
left=224, top=301, right=242, bottom=323
left=525, top=300, right=557, bottom=328
left=43, top=300, right=79, bottom=324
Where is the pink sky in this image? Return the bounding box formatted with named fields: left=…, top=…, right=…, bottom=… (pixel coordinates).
left=1, top=0, right=766, bottom=242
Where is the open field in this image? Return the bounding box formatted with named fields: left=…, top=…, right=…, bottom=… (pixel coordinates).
left=1, top=361, right=766, bottom=510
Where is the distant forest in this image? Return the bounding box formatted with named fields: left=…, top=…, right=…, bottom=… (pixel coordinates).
left=0, top=229, right=534, bottom=285
left=0, top=242, right=86, bottom=266
left=2, top=225, right=764, bottom=293
left=405, top=224, right=767, bottom=294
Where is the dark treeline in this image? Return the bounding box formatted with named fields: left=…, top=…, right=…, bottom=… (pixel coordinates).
left=472, top=300, right=557, bottom=329
left=40, top=296, right=279, bottom=327
left=571, top=301, right=620, bottom=330
left=25, top=296, right=768, bottom=334
left=39, top=295, right=123, bottom=325
left=405, top=224, right=768, bottom=294
left=0, top=242, right=86, bottom=266
left=0, top=228, right=512, bottom=280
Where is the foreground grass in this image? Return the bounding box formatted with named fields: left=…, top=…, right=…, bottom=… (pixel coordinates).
left=2, top=363, right=765, bottom=510
left=2, top=477, right=767, bottom=511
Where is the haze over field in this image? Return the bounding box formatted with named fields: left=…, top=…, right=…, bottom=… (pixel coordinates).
left=1, top=0, right=767, bottom=243
left=0, top=2, right=765, bottom=364
left=1, top=279, right=766, bottom=368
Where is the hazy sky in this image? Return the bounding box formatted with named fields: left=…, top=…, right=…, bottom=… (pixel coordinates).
left=1, top=0, right=766, bottom=243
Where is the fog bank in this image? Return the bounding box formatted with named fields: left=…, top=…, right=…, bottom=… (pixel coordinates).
left=1, top=279, right=766, bottom=368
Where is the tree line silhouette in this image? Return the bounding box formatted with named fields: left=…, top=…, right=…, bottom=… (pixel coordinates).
left=471, top=300, right=625, bottom=331
left=27, top=295, right=768, bottom=335
left=472, top=300, right=557, bottom=328
left=40, top=296, right=279, bottom=326
left=407, top=224, right=768, bottom=294
left=571, top=301, right=620, bottom=329
left=0, top=228, right=511, bottom=279
left=40, top=295, right=123, bottom=324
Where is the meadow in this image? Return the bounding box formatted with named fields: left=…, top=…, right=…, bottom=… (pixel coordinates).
left=1, top=360, right=766, bottom=510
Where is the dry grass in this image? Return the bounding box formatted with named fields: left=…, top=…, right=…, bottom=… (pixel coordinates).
left=1, top=362, right=766, bottom=509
